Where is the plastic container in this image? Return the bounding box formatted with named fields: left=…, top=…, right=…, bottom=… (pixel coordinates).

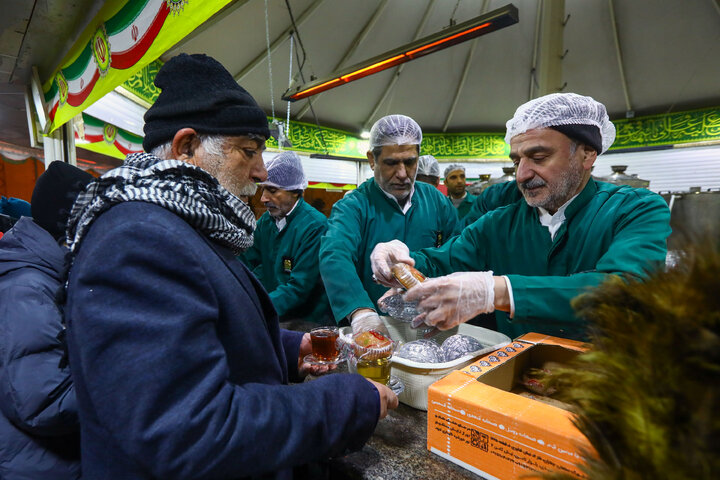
left=340, top=317, right=511, bottom=410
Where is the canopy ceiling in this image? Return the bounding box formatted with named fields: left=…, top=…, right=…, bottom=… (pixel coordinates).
left=164, top=0, right=720, bottom=135
left=1, top=0, right=719, bottom=163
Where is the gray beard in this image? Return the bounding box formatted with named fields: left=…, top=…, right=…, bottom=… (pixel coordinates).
left=202, top=154, right=258, bottom=199
left=521, top=162, right=584, bottom=212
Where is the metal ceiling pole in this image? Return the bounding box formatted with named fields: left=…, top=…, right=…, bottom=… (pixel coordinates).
left=362, top=0, right=437, bottom=130
left=536, top=0, right=565, bottom=95
left=609, top=0, right=633, bottom=115
left=442, top=0, right=491, bottom=132
left=233, top=0, right=325, bottom=82
left=296, top=0, right=390, bottom=120
left=528, top=0, right=543, bottom=99
left=42, top=118, right=76, bottom=168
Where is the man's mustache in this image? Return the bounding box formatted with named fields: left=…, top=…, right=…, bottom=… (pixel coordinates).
left=520, top=178, right=546, bottom=190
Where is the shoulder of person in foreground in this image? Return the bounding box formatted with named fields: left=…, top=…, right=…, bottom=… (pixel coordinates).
left=66, top=201, right=382, bottom=478
left=0, top=217, right=77, bottom=433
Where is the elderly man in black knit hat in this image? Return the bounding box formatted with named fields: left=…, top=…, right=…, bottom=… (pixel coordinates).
left=371, top=93, right=671, bottom=342
left=64, top=54, right=396, bottom=480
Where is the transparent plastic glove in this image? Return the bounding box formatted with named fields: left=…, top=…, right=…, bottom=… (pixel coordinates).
left=404, top=271, right=495, bottom=331
left=351, top=311, right=390, bottom=337
left=370, top=240, right=413, bottom=287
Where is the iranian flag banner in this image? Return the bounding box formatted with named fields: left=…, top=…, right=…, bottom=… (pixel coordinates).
left=43, top=0, right=232, bottom=133
left=76, top=113, right=144, bottom=159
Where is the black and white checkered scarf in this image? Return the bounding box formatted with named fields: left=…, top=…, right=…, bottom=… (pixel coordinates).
left=66, top=152, right=256, bottom=255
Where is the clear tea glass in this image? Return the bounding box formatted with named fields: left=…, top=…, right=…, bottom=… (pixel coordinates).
left=356, top=356, right=392, bottom=385
left=310, top=326, right=340, bottom=362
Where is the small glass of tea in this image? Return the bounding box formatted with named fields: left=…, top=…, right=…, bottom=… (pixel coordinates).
left=310, top=326, right=340, bottom=362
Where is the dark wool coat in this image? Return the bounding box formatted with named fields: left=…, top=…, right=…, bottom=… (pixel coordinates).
left=65, top=202, right=379, bottom=479
left=0, top=217, right=80, bottom=480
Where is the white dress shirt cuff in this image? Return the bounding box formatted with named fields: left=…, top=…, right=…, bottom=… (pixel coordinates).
left=501, top=275, right=515, bottom=318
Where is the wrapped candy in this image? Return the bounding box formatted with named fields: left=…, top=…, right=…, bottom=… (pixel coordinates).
left=441, top=334, right=485, bottom=362
left=395, top=339, right=445, bottom=363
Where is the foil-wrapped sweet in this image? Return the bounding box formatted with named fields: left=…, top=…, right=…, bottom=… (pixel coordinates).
left=395, top=339, right=445, bottom=363
left=441, top=334, right=485, bottom=362
left=377, top=293, right=420, bottom=322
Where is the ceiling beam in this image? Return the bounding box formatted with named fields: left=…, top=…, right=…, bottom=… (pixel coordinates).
left=442, top=0, right=491, bottom=132
left=536, top=0, right=565, bottom=95
left=233, top=0, right=325, bottom=82
left=362, top=0, right=437, bottom=130
left=296, top=0, right=390, bottom=120
left=528, top=0, right=543, bottom=100
left=609, top=0, right=633, bottom=115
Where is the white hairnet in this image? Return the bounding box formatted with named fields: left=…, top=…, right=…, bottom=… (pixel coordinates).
left=417, top=155, right=440, bottom=177
left=504, top=93, right=616, bottom=154
left=443, top=163, right=465, bottom=178
left=369, top=114, right=422, bottom=149
left=260, top=151, right=307, bottom=190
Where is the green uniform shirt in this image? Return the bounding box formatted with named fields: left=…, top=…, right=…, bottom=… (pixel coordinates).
left=320, top=179, right=460, bottom=322
left=243, top=198, right=331, bottom=323
left=412, top=180, right=671, bottom=340
left=462, top=181, right=523, bottom=227
left=450, top=192, right=476, bottom=220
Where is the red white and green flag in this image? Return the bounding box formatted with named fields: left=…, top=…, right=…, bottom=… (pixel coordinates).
left=76, top=113, right=144, bottom=159
left=42, top=0, right=232, bottom=133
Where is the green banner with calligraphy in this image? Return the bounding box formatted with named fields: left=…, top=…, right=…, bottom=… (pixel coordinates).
left=119, top=59, right=163, bottom=107
left=611, top=106, right=720, bottom=150
left=265, top=118, right=369, bottom=158
left=422, top=132, right=508, bottom=159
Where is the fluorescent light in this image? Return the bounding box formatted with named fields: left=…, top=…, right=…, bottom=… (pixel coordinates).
left=282, top=4, right=518, bottom=102
left=360, top=130, right=371, bottom=139
left=84, top=90, right=147, bottom=137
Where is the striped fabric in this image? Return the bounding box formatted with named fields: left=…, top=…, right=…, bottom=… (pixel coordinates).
left=67, top=152, right=256, bottom=255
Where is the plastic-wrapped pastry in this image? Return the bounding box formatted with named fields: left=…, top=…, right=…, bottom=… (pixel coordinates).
left=441, top=334, right=485, bottom=362
left=395, top=339, right=445, bottom=363
left=391, top=263, right=426, bottom=290
left=352, top=330, right=394, bottom=361
left=377, top=292, right=420, bottom=321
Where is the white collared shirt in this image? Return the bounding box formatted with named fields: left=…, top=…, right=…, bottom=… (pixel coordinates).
left=379, top=183, right=415, bottom=214
left=504, top=193, right=579, bottom=317
left=537, top=193, right=579, bottom=241
left=274, top=199, right=300, bottom=232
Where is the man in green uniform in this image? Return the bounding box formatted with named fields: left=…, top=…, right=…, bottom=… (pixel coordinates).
left=444, top=164, right=476, bottom=220
left=370, top=93, right=671, bottom=341
left=319, top=115, right=460, bottom=334
left=243, top=151, right=331, bottom=323
left=416, top=155, right=441, bottom=188
left=462, top=180, right=523, bottom=227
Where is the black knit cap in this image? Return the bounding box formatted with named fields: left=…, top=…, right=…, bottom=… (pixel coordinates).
left=549, top=124, right=602, bottom=153
left=142, top=53, right=270, bottom=152
left=31, top=161, right=94, bottom=241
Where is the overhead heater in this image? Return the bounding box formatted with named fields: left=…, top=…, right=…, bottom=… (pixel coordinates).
left=282, top=4, right=519, bottom=102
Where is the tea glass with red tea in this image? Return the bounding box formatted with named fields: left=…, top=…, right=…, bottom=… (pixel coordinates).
left=310, top=326, right=340, bottom=363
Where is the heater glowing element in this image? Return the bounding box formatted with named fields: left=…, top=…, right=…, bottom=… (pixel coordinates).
left=282, top=5, right=518, bottom=102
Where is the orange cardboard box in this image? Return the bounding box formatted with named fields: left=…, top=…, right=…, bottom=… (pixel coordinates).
left=427, top=333, right=593, bottom=479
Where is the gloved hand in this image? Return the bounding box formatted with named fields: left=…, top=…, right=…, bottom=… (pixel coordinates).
left=351, top=310, right=390, bottom=337
left=404, top=271, right=496, bottom=331
left=377, top=287, right=420, bottom=322
left=370, top=240, right=413, bottom=287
